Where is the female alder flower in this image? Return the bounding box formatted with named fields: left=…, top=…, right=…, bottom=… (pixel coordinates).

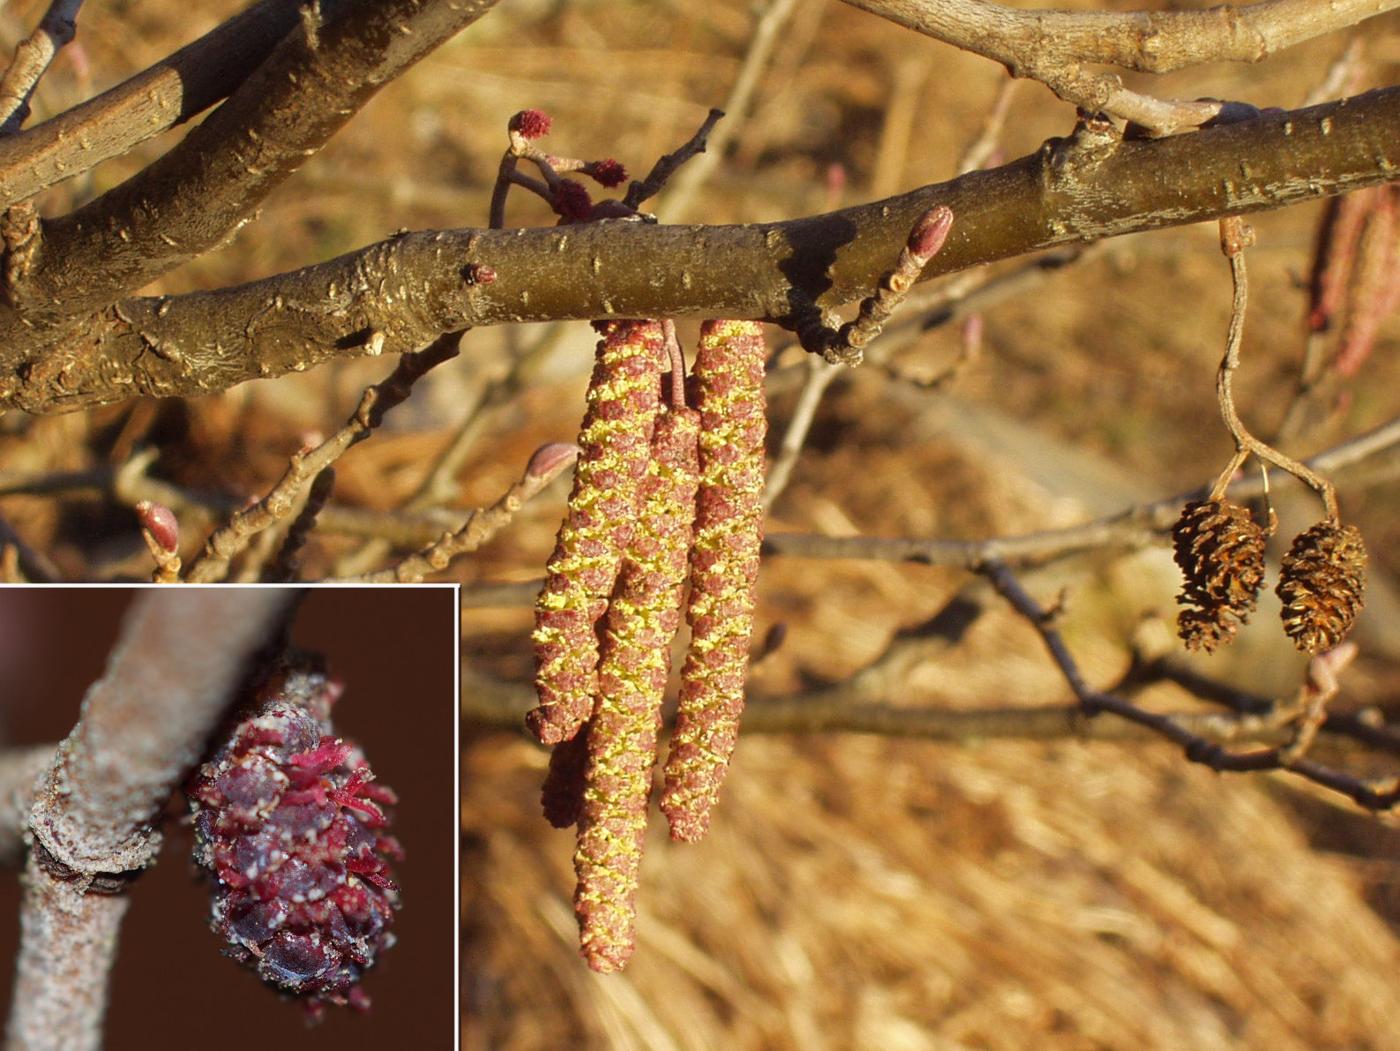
left=662, top=320, right=767, bottom=843
left=529, top=320, right=663, bottom=746
left=574, top=405, right=700, bottom=972
left=187, top=655, right=401, bottom=1014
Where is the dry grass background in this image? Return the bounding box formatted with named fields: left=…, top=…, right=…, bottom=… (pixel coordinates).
left=1, top=0, right=1400, bottom=1046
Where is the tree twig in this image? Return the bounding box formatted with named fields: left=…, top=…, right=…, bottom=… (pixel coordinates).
left=8, top=590, right=298, bottom=1051
left=184, top=330, right=466, bottom=583
left=337, top=442, right=578, bottom=582
left=0, top=0, right=502, bottom=328
left=761, top=412, right=1400, bottom=569
left=980, top=558, right=1400, bottom=809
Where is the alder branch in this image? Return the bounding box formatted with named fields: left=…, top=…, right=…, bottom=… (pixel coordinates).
left=0, top=0, right=311, bottom=210
left=0, top=0, right=501, bottom=336
left=5, top=87, right=1397, bottom=414
left=8, top=589, right=299, bottom=1051
left=841, top=0, right=1400, bottom=133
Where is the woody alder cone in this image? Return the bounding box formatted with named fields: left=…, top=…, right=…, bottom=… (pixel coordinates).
left=1277, top=521, right=1367, bottom=653
left=1171, top=499, right=1268, bottom=653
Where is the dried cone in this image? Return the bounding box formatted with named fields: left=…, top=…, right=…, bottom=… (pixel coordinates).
left=575, top=406, right=700, bottom=972
left=529, top=320, right=663, bottom=746
left=1277, top=521, right=1367, bottom=654
left=1170, top=499, right=1268, bottom=653
left=662, top=320, right=766, bottom=842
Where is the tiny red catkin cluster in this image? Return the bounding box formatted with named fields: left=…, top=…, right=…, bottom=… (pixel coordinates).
left=187, top=654, right=401, bottom=1014
left=529, top=320, right=663, bottom=746
left=530, top=319, right=767, bottom=973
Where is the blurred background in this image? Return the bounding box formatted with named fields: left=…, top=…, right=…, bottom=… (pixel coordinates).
left=0, top=0, right=1397, bottom=1047
left=0, top=588, right=457, bottom=1050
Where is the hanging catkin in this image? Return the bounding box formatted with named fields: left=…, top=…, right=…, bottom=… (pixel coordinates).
left=662, top=319, right=766, bottom=843
left=574, top=405, right=700, bottom=971
left=529, top=320, right=662, bottom=746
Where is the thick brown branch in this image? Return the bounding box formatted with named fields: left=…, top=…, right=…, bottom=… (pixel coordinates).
left=0, top=0, right=500, bottom=336
left=0, top=0, right=309, bottom=210
left=4, top=87, right=1396, bottom=413
left=842, top=0, right=1400, bottom=132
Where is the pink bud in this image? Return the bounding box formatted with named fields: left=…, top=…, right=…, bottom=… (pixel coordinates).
left=509, top=109, right=552, bottom=140
left=526, top=442, right=579, bottom=480
left=908, top=206, right=954, bottom=259
left=134, top=501, right=179, bottom=552
left=465, top=264, right=497, bottom=286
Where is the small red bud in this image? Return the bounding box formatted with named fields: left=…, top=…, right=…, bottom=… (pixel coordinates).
left=509, top=109, right=552, bottom=140
left=526, top=442, right=580, bottom=481
left=908, top=206, right=954, bottom=260
left=465, top=264, right=497, bottom=285
left=585, top=159, right=627, bottom=188
left=134, top=501, right=179, bottom=552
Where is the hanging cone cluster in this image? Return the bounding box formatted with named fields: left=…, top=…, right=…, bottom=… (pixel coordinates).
left=1277, top=521, right=1367, bottom=654
left=528, top=319, right=766, bottom=973
left=1171, top=499, right=1268, bottom=652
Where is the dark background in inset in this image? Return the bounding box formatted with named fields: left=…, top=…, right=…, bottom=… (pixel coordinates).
left=0, top=587, right=456, bottom=1051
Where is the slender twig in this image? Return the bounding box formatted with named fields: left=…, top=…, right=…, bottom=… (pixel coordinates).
left=661, top=0, right=799, bottom=219
left=1210, top=216, right=1339, bottom=519
left=957, top=76, right=1017, bottom=175
left=8, top=590, right=298, bottom=1051
left=337, top=442, right=578, bottom=583
left=262, top=466, right=336, bottom=583
left=184, top=331, right=466, bottom=583
left=623, top=108, right=725, bottom=211
left=459, top=668, right=1396, bottom=763
left=980, top=558, right=1400, bottom=810
left=763, top=356, right=841, bottom=510
left=798, top=205, right=956, bottom=364
left=0, top=0, right=82, bottom=134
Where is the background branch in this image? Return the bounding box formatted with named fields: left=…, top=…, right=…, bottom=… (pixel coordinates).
left=841, top=0, right=1400, bottom=132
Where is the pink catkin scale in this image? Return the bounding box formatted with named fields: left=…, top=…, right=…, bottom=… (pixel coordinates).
left=661, top=320, right=767, bottom=844
left=528, top=320, right=663, bottom=746
left=187, top=654, right=401, bottom=1014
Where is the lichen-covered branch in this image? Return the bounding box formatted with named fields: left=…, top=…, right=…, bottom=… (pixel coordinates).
left=5, top=87, right=1397, bottom=414
left=7, top=589, right=299, bottom=1051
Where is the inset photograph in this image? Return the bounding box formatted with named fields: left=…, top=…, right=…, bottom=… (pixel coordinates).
left=0, top=587, right=456, bottom=1051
